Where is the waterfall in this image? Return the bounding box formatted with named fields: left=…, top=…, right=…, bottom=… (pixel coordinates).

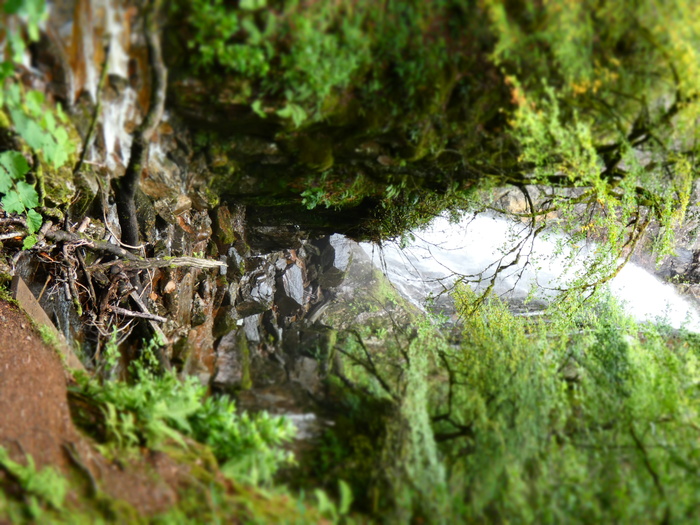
left=361, top=213, right=700, bottom=331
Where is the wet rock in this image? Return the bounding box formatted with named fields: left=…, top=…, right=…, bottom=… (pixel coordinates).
left=71, top=167, right=100, bottom=217
left=289, top=357, right=321, bottom=396
left=153, top=195, right=192, bottom=224
left=212, top=328, right=251, bottom=392
left=243, top=314, right=263, bottom=343
left=166, top=270, right=193, bottom=327
left=276, top=263, right=305, bottom=316
left=226, top=245, right=247, bottom=280
left=143, top=143, right=184, bottom=200
left=214, top=205, right=237, bottom=247
left=236, top=260, right=275, bottom=317
left=236, top=382, right=314, bottom=415
left=249, top=353, right=287, bottom=387
left=181, top=323, right=216, bottom=385
left=319, top=234, right=353, bottom=287
left=191, top=293, right=207, bottom=327
left=658, top=247, right=695, bottom=281
left=262, top=309, right=283, bottom=345
left=135, top=188, right=157, bottom=244
left=169, top=210, right=212, bottom=256
left=213, top=304, right=238, bottom=340
left=282, top=324, right=337, bottom=375
left=246, top=225, right=306, bottom=253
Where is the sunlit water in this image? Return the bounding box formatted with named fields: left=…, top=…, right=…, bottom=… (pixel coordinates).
left=361, top=213, right=700, bottom=332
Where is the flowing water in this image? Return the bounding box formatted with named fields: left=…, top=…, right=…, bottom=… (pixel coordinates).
left=362, top=213, right=700, bottom=332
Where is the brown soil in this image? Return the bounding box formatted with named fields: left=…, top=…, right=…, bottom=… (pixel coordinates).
left=0, top=298, right=77, bottom=470
left=0, top=298, right=190, bottom=516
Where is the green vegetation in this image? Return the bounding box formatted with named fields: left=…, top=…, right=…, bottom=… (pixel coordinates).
left=0, top=446, right=67, bottom=522
left=172, top=0, right=700, bottom=251
left=180, top=0, right=457, bottom=128
left=73, top=338, right=296, bottom=485
left=4, top=0, right=700, bottom=522
left=319, top=286, right=700, bottom=522
left=1, top=0, right=77, bottom=248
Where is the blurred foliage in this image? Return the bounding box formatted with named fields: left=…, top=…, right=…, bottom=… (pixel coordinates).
left=175, top=0, right=700, bottom=253
left=72, top=337, right=296, bottom=486
left=323, top=283, right=700, bottom=522
left=1, top=0, right=78, bottom=248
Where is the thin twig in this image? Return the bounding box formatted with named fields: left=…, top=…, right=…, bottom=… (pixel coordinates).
left=45, top=230, right=140, bottom=261
left=108, top=305, right=167, bottom=322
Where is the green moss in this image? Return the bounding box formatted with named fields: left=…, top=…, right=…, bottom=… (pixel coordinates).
left=0, top=109, right=10, bottom=129
left=239, top=329, right=252, bottom=391
left=297, top=135, right=334, bottom=172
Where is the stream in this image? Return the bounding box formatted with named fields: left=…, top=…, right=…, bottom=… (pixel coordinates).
left=362, top=212, right=700, bottom=332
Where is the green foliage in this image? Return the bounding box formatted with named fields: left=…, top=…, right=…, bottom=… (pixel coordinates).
left=6, top=85, right=74, bottom=170
left=323, top=278, right=700, bottom=522
left=188, top=0, right=699, bottom=258
left=0, top=151, right=41, bottom=235
left=300, top=187, right=327, bottom=210
left=2, top=0, right=47, bottom=64
left=0, top=446, right=67, bottom=520
left=314, top=480, right=354, bottom=523
left=74, top=339, right=296, bottom=485
left=429, top=288, right=700, bottom=522
left=0, top=0, right=75, bottom=246
left=481, top=0, right=698, bottom=264
left=190, top=395, right=295, bottom=485
left=178, top=0, right=463, bottom=132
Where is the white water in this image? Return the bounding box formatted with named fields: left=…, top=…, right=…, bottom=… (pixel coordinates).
left=361, top=213, right=700, bottom=332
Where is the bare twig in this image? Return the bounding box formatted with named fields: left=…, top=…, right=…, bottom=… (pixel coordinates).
left=108, top=305, right=167, bottom=323
left=0, top=231, right=26, bottom=241
left=45, top=230, right=140, bottom=261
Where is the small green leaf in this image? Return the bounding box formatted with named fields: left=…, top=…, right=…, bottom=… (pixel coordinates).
left=25, top=90, right=45, bottom=116
left=23, top=234, right=37, bottom=250
left=0, top=151, right=29, bottom=185
left=5, top=83, right=21, bottom=106
left=16, top=181, right=39, bottom=209
left=251, top=99, right=267, bottom=119
left=0, top=151, right=30, bottom=181
left=276, top=103, right=307, bottom=127
left=0, top=61, right=13, bottom=83
left=338, top=479, right=353, bottom=515
left=8, top=31, right=26, bottom=64
left=314, top=489, right=335, bottom=518
left=2, top=191, right=25, bottom=214
left=26, top=209, right=42, bottom=234
left=10, top=108, right=46, bottom=151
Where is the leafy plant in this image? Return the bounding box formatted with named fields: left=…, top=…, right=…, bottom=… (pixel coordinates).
left=1, top=0, right=47, bottom=66
left=1, top=0, right=75, bottom=249
left=73, top=340, right=296, bottom=485
left=0, top=150, right=41, bottom=246
left=314, top=480, right=354, bottom=523
left=0, top=446, right=67, bottom=519
left=301, top=187, right=327, bottom=210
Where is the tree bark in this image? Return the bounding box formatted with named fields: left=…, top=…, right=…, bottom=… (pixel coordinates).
left=114, top=0, right=166, bottom=249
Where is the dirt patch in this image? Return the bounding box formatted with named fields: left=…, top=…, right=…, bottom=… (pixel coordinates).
left=0, top=298, right=77, bottom=470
